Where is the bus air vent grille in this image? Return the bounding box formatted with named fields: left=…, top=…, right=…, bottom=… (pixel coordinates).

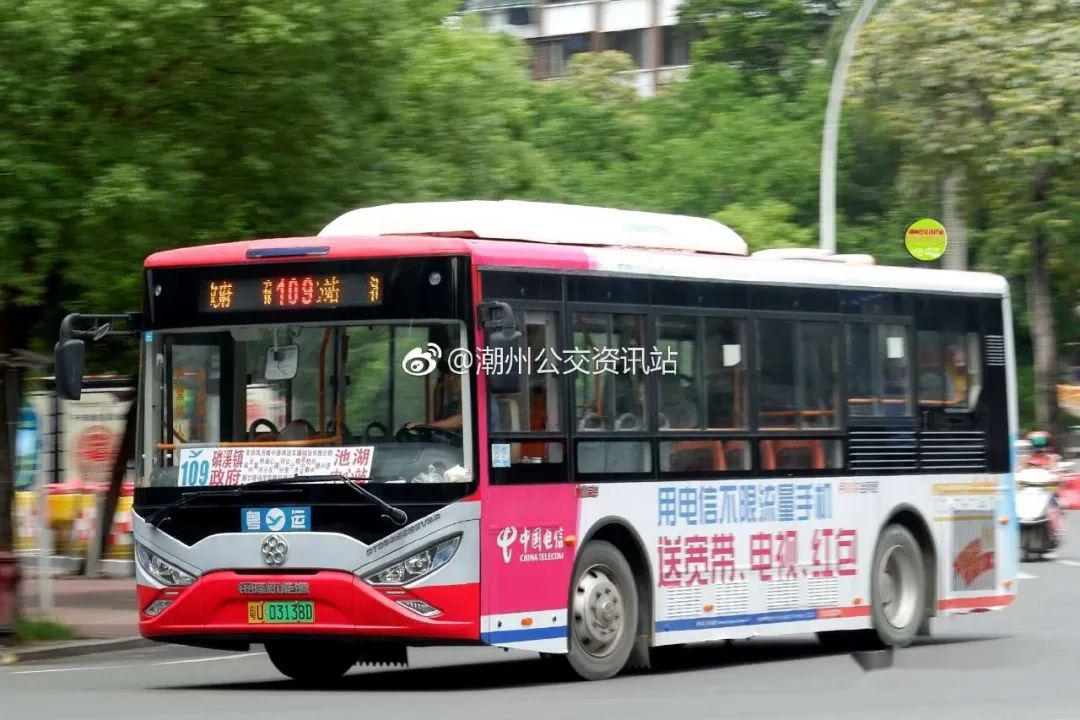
left=848, top=428, right=918, bottom=473
left=985, top=335, right=1006, bottom=367
left=919, top=430, right=987, bottom=471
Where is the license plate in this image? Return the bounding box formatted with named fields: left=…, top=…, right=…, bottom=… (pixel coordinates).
left=247, top=601, right=314, bottom=624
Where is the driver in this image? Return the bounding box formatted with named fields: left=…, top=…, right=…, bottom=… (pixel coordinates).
left=405, top=368, right=462, bottom=432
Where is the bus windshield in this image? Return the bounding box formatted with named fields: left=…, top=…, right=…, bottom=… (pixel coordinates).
left=140, top=320, right=470, bottom=488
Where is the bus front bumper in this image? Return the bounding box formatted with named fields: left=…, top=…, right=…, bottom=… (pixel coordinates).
left=138, top=570, right=479, bottom=644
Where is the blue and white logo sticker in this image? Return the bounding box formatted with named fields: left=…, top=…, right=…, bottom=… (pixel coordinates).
left=242, top=507, right=310, bottom=533
left=491, top=443, right=511, bottom=469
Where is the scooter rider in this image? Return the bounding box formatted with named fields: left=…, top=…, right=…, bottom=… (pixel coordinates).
left=1023, top=431, right=1061, bottom=470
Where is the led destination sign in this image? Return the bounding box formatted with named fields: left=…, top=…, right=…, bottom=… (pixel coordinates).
left=202, top=273, right=383, bottom=312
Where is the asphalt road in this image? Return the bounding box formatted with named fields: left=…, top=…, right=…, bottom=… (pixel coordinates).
left=5, top=515, right=1080, bottom=720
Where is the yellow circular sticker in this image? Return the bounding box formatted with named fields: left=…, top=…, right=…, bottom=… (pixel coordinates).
left=904, top=218, right=948, bottom=261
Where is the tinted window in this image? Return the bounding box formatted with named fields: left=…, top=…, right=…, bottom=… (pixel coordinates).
left=760, top=438, right=843, bottom=471
left=918, top=330, right=982, bottom=409
left=846, top=323, right=911, bottom=417
left=659, top=439, right=751, bottom=473
left=705, top=318, right=747, bottom=429
left=758, top=319, right=838, bottom=429
left=577, top=439, right=651, bottom=474
left=572, top=312, right=647, bottom=431
left=489, top=310, right=562, bottom=433
left=758, top=319, right=798, bottom=428
left=657, top=317, right=699, bottom=429
left=799, top=322, right=839, bottom=428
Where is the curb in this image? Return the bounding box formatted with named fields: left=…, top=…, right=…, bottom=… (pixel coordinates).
left=0, top=636, right=151, bottom=665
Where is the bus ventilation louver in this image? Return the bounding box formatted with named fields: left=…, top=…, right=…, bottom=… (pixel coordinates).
left=848, top=426, right=918, bottom=473
left=985, top=335, right=1006, bottom=367
left=918, top=431, right=988, bottom=472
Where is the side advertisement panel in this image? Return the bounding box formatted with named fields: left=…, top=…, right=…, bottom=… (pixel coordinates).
left=576, top=478, right=882, bottom=645
left=480, top=483, right=580, bottom=652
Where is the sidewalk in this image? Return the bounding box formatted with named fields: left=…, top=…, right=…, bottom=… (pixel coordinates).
left=18, top=575, right=138, bottom=640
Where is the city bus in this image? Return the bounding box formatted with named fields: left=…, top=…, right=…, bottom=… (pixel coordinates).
left=54, top=201, right=1018, bottom=682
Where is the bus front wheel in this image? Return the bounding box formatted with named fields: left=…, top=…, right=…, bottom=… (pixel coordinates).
left=565, top=540, right=639, bottom=681
left=265, top=639, right=357, bottom=684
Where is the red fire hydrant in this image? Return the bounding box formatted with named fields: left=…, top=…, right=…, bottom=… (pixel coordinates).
left=0, top=551, right=20, bottom=638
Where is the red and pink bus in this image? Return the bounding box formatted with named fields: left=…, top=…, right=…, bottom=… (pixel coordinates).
left=55, top=201, right=1018, bottom=681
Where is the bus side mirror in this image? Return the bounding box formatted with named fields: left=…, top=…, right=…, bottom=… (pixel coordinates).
left=480, top=301, right=523, bottom=395
left=54, top=338, right=86, bottom=401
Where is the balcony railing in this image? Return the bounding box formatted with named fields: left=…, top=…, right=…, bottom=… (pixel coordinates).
left=462, top=0, right=535, bottom=11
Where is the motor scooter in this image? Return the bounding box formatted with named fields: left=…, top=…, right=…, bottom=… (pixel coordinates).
left=1016, top=462, right=1063, bottom=561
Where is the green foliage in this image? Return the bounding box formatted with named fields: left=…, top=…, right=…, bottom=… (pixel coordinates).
left=712, top=200, right=812, bottom=251
left=679, top=0, right=848, bottom=94
left=0, top=0, right=1074, bottom=420
left=849, top=0, right=1079, bottom=428
left=0, top=0, right=455, bottom=325
left=850, top=0, right=1080, bottom=282
left=13, top=617, right=79, bottom=645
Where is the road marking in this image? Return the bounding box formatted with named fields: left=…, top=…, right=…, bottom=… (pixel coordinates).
left=12, top=665, right=125, bottom=675
left=1055, top=559, right=1080, bottom=567
left=1017, top=571, right=1037, bottom=579
left=155, top=653, right=264, bottom=666
left=8, top=652, right=264, bottom=675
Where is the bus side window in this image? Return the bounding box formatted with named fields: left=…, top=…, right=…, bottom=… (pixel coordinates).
left=758, top=319, right=798, bottom=428
left=758, top=319, right=838, bottom=429
left=846, top=323, right=911, bottom=417
left=489, top=310, right=562, bottom=435
left=656, top=316, right=699, bottom=430
left=918, top=330, right=982, bottom=410
left=572, top=312, right=645, bottom=432
left=705, top=317, right=746, bottom=429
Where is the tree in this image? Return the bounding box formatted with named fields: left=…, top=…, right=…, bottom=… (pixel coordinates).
left=0, top=0, right=459, bottom=552
left=849, top=0, right=1080, bottom=433
left=679, top=0, right=849, bottom=95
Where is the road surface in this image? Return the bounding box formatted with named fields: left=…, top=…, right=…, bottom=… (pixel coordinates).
left=4, top=515, right=1079, bottom=720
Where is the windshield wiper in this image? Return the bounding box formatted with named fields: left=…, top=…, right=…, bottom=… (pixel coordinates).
left=280, top=474, right=409, bottom=527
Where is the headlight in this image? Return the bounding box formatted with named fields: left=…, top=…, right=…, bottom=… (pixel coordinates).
left=136, top=544, right=196, bottom=587
left=363, top=534, right=461, bottom=586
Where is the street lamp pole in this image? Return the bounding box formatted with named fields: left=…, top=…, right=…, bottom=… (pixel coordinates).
left=819, top=0, right=879, bottom=254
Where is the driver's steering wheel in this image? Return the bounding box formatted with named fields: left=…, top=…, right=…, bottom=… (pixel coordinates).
left=248, top=418, right=279, bottom=441
left=364, top=421, right=391, bottom=442
left=395, top=423, right=459, bottom=444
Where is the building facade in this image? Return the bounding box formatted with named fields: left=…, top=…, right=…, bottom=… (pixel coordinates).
left=460, top=0, right=692, bottom=97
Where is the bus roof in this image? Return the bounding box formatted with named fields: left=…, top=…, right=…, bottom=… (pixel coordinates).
left=144, top=201, right=1008, bottom=298
left=318, top=200, right=749, bottom=257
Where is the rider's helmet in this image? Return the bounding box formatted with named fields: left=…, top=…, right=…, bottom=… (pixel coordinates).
left=1028, top=430, right=1052, bottom=450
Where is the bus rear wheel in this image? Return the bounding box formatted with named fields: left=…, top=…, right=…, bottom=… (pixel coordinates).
left=565, top=540, right=638, bottom=681
left=817, top=524, right=926, bottom=651
left=265, top=639, right=357, bottom=684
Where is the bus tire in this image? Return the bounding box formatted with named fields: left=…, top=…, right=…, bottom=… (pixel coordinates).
left=265, top=639, right=356, bottom=684
left=869, top=524, right=926, bottom=648
left=565, top=540, right=638, bottom=681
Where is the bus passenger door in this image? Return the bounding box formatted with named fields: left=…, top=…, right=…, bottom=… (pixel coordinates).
left=479, top=307, right=579, bottom=653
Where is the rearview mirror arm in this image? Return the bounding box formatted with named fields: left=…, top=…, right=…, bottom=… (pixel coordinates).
left=59, top=312, right=143, bottom=342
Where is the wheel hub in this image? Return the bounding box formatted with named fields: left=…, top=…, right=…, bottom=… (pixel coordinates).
left=573, top=565, right=625, bottom=658
left=879, top=543, right=918, bottom=629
